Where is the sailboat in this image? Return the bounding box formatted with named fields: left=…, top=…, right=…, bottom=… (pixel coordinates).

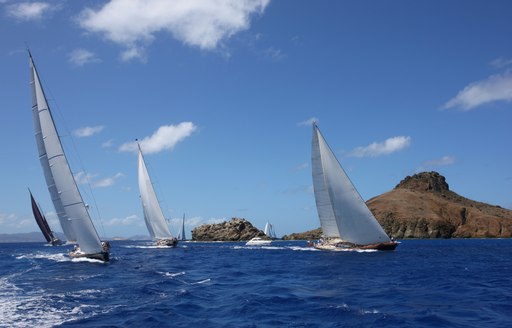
left=137, top=143, right=178, bottom=247
left=311, top=123, right=398, bottom=251
left=29, top=51, right=110, bottom=261
left=178, top=213, right=186, bottom=241
left=29, top=190, right=64, bottom=246
left=264, top=221, right=277, bottom=239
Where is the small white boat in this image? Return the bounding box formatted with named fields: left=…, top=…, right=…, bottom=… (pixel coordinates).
left=245, top=237, right=271, bottom=246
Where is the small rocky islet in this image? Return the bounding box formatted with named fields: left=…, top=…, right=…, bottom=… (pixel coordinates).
left=193, top=172, right=512, bottom=241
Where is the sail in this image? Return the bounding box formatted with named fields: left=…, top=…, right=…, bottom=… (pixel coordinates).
left=30, top=191, right=53, bottom=243
left=137, top=146, right=173, bottom=240
left=29, top=53, right=103, bottom=255
left=264, top=221, right=276, bottom=238
left=311, top=123, right=390, bottom=245
left=179, top=214, right=186, bottom=241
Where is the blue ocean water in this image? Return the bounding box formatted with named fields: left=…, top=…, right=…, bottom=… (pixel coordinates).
left=1, top=239, right=511, bottom=327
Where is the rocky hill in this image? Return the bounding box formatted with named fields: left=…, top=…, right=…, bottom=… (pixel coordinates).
left=282, top=228, right=322, bottom=240
left=368, top=172, right=512, bottom=238
left=191, top=218, right=266, bottom=241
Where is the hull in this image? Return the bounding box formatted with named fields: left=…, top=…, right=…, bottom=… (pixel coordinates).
left=69, top=250, right=109, bottom=262
left=156, top=238, right=178, bottom=247
left=314, top=240, right=398, bottom=251
left=246, top=237, right=272, bottom=246
left=50, top=238, right=64, bottom=246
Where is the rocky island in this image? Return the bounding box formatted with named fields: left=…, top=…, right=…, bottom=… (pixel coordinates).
left=191, top=218, right=266, bottom=241
left=283, top=172, right=512, bottom=239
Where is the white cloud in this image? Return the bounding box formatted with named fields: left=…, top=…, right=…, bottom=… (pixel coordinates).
left=263, top=47, right=285, bottom=61
left=102, top=139, right=114, bottom=148
left=104, top=214, right=138, bottom=227
left=69, top=48, right=100, bottom=66
left=6, top=2, right=52, bottom=21
left=297, top=117, right=318, bottom=127
left=74, top=171, right=124, bottom=188
left=443, top=70, right=512, bottom=111
left=119, top=122, right=197, bottom=154
left=120, top=46, right=147, bottom=63
left=73, top=125, right=104, bottom=137
left=490, top=58, right=512, bottom=69
left=348, top=136, right=411, bottom=158
left=92, top=172, right=124, bottom=188
left=78, top=0, right=270, bottom=60
left=423, top=155, right=455, bottom=167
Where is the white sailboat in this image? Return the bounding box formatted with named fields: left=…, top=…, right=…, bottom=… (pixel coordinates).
left=311, top=123, right=398, bottom=251
left=29, top=51, right=109, bottom=261
left=137, top=143, right=178, bottom=247
left=264, top=221, right=277, bottom=239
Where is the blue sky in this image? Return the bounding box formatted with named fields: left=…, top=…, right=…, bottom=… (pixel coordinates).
left=1, top=0, right=511, bottom=238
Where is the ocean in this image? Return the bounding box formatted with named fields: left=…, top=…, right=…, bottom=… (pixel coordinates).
left=1, top=239, right=511, bottom=327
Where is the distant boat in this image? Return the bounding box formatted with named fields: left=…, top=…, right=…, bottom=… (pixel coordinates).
left=178, top=213, right=186, bottom=241
left=245, top=237, right=271, bottom=246
left=137, top=143, right=178, bottom=247
left=264, top=221, right=277, bottom=239
left=29, top=190, right=64, bottom=246
left=29, top=51, right=109, bottom=261
left=311, top=123, right=398, bottom=251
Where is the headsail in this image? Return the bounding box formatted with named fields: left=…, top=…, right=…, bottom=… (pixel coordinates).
left=179, top=213, right=186, bottom=241
left=137, top=144, right=174, bottom=240
left=311, top=123, right=390, bottom=245
left=30, top=190, right=53, bottom=243
left=29, top=52, right=104, bottom=255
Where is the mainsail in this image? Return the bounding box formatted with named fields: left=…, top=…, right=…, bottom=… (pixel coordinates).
left=29, top=52, right=104, bottom=255
left=311, top=123, right=390, bottom=245
left=137, top=145, right=174, bottom=240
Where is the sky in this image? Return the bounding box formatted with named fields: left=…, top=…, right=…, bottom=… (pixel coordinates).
left=1, top=0, right=511, bottom=239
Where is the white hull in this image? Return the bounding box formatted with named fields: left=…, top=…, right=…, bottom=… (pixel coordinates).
left=245, top=237, right=271, bottom=246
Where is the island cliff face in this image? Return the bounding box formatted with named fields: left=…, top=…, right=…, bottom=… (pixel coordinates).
left=283, top=172, right=512, bottom=240
left=368, top=172, right=512, bottom=238
left=191, top=218, right=266, bottom=241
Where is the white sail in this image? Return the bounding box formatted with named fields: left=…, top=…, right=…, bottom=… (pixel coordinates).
left=311, top=123, right=390, bottom=245
left=29, top=53, right=103, bottom=255
left=264, top=221, right=276, bottom=239
left=137, top=146, right=173, bottom=240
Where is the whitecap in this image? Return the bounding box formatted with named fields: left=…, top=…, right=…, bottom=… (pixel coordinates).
left=165, top=271, right=186, bottom=278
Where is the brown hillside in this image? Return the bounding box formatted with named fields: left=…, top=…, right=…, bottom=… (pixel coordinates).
left=368, top=172, right=512, bottom=238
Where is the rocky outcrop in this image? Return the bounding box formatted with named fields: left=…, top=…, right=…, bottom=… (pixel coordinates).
left=282, top=228, right=322, bottom=240
left=368, top=172, right=512, bottom=238
left=191, top=218, right=266, bottom=241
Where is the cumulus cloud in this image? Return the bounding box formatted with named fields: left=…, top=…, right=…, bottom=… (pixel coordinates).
left=74, top=171, right=124, bottom=188
left=6, top=2, right=52, bottom=21
left=69, top=48, right=100, bottom=66
left=443, top=70, right=512, bottom=111
left=347, top=136, right=411, bottom=158
left=104, top=214, right=138, bottom=227
left=102, top=139, right=114, bottom=148
left=490, top=58, right=512, bottom=69
left=297, top=117, right=318, bottom=127
left=73, top=125, right=104, bottom=137
left=119, top=122, right=197, bottom=154
left=422, top=155, right=455, bottom=167
left=78, top=0, right=270, bottom=60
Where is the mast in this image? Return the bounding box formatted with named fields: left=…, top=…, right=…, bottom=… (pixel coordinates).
left=29, top=51, right=104, bottom=255
left=311, top=123, right=390, bottom=245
